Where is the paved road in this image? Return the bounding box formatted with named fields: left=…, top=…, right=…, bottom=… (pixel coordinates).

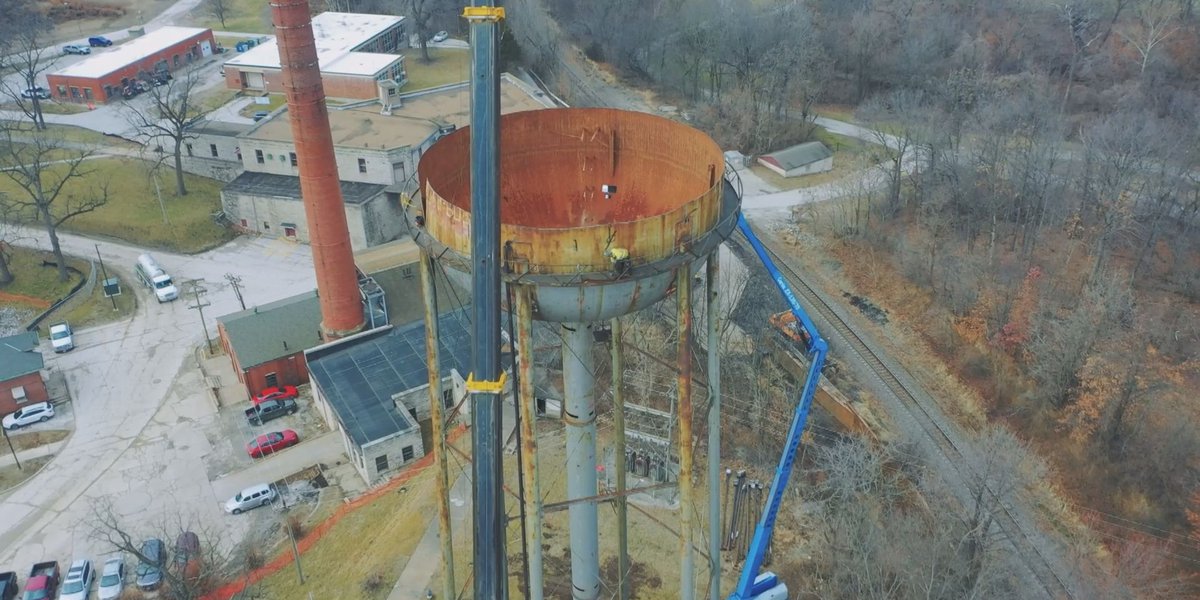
left=209, top=432, right=344, bottom=503
left=0, top=230, right=316, bottom=571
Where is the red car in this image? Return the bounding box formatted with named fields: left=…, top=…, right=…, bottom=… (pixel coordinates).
left=246, top=430, right=299, bottom=458
left=252, top=385, right=299, bottom=405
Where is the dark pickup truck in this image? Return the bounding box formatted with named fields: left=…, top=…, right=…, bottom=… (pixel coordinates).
left=0, top=571, right=17, bottom=600
left=244, top=398, right=298, bottom=425
left=23, top=561, right=58, bottom=600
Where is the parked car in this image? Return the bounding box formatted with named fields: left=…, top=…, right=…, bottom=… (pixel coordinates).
left=59, top=559, right=93, bottom=600
left=246, top=430, right=299, bottom=458
left=173, top=531, right=201, bottom=581
left=23, top=561, right=59, bottom=600
left=62, top=45, right=91, bottom=55
left=87, top=36, right=112, bottom=47
left=431, top=30, right=449, bottom=43
left=252, top=111, right=269, bottom=122
left=96, top=558, right=123, bottom=600
left=20, top=87, right=51, bottom=100
left=244, top=398, right=298, bottom=426
left=2, top=402, right=55, bottom=430
left=225, top=483, right=277, bottom=514
left=252, top=385, right=298, bottom=405
left=0, top=571, right=17, bottom=600
left=134, top=538, right=164, bottom=591
left=49, top=321, right=74, bottom=353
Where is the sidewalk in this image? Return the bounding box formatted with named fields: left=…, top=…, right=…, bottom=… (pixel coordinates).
left=0, top=441, right=65, bottom=469
left=209, top=431, right=344, bottom=502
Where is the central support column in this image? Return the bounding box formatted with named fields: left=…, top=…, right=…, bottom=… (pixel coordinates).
left=563, top=322, right=600, bottom=600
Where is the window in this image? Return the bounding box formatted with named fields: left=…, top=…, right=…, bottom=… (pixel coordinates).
left=83, top=88, right=93, bottom=100
left=401, top=446, right=414, bottom=461
left=442, top=388, right=453, bottom=409
left=289, top=152, right=297, bottom=167
left=210, top=144, right=219, bottom=158
left=255, top=149, right=264, bottom=164
left=358, top=158, right=367, bottom=173
left=284, top=225, right=297, bottom=238
left=11, top=386, right=26, bottom=402
left=185, top=143, right=193, bottom=157
left=56, top=85, right=66, bottom=97
left=240, top=219, right=247, bottom=228
left=70, top=87, right=80, bottom=99
left=265, top=372, right=278, bottom=388
left=375, top=455, right=389, bottom=472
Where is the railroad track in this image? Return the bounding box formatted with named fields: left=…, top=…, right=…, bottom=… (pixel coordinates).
left=731, top=231, right=1075, bottom=600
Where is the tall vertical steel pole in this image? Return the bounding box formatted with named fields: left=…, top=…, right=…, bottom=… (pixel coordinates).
left=677, top=268, right=695, bottom=600
left=563, top=322, right=600, bottom=600
left=420, top=251, right=456, bottom=600
left=706, top=253, right=721, bottom=600
left=516, top=286, right=544, bottom=600
left=611, top=316, right=630, bottom=600
left=464, top=6, right=507, bottom=600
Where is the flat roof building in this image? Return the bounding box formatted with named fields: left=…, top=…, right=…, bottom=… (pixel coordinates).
left=220, top=75, right=555, bottom=249
left=47, top=26, right=216, bottom=104
left=222, top=12, right=408, bottom=100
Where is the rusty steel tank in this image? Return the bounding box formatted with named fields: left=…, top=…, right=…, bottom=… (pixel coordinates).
left=416, top=108, right=740, bottom=322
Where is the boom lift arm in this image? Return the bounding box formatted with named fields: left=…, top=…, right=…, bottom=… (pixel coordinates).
left=730, top=212, right=829, bottom=600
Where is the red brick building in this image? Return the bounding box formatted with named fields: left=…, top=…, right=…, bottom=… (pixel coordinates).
left=216, top=291, right=323, bottom=395
left=0, top=332, right=48, bottom=417
left=48, top=26, right=216, bottom=104
left=222, top=12, right=407, bottom=100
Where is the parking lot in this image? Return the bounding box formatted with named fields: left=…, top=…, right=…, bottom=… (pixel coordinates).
left=0, top=233, right=334, bottom=590
left=203, top=384, right=333, bottom=481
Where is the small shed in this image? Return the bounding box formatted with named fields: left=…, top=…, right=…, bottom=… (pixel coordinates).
left=216, top=291, right=324, bottom=395
left=306, top=309, right=475, bottom=484
left=758, top=141, right=834, bottom=178
left=0, top=332, right=48, bottom=417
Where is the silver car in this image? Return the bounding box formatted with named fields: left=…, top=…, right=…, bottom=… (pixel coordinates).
left=97, top=557, right=124, bottom=600
left=60, top=559, right=94, bottom=600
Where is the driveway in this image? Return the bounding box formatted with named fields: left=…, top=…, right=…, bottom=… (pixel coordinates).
left=209, top=432, right=344, bottom=504
left=0, top=231, right=316, bottom=571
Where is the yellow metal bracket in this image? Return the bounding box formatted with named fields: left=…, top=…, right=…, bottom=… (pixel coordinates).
left=466, top=371, right=508, bottom=394
left=462, top=6, right=506, bottom=20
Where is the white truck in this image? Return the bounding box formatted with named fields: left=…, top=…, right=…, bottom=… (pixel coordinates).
left=135, top=253, right=179, bottom=302
left=48, top=321, right=74, bottom=353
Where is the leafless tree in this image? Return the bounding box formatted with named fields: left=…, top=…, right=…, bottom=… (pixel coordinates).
left=1117, top=0, right=1179, bottom=75
left=125, top=70, right=205, bottom=196
left=90, top=501, right=242, bottom=600
left=207, top=0, right=230, bottom=29
left=0, top=205, right=16, bottom=285
left=404, top=0, right=451, bottom=62
left=0, top=2, right=59, bottom=131
left=0, top=122, right=109, bottom=282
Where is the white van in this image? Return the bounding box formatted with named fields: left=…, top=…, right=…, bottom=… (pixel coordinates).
left=135, top=253, right=178, bottom=302
left=224, top=483, right=277, bottom=514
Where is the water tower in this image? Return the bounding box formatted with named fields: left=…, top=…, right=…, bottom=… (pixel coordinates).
left=417, top=107, right=741, bottom=599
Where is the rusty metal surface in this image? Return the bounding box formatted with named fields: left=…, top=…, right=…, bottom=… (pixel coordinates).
left=420, top=108, right=725, bottom=275
left=412, top=168, right=741, bottom=323
left=419, top=251, right=456, bottom=600
left=675, top=268, right=695, bottom=599
left=515, top=285, right=545, bottom=600
left=271, top=0, right=363, bottom=338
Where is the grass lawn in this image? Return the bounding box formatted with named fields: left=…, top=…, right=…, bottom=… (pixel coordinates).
left=0, top=455, right=53, bottom=493
left=253, top=468, right=438, bottom=600
left=0, top=248, right=87, bottom=306
left=0, top=159, right=234, bottom=253
left=239, top=94, right=287, bottom=117
left=7, top=430, right=69, bottom=452
left=56, top=269, right=136, bottom=329
left=182, top=0, right=273, bottom=34
left=195, top=87, right=240, bottom=114
left=405, top=48, right=470, bottom=92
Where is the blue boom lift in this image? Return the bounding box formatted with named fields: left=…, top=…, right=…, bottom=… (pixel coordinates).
left=729, top=212, right=829, bottom=600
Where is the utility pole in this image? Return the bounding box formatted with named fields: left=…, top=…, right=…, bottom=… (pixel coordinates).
left=225, top=273, right=246, bottom=311
left=185, top=280, right=213, bottom=355
left=284, top=511, right=304, bottom=584
left=2, top=426, right=20, bottom=470
left=94, top=244, right=116, bottom=311
left=463, top=5, right=508, bottom=599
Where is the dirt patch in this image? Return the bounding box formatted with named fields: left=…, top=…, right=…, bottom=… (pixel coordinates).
left=0, top=455, right=54, bottom=492
left=6, top=429, right=70, bottom=452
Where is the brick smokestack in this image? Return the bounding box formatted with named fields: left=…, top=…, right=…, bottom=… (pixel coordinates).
left=271, top=0, right=363, bottom=340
